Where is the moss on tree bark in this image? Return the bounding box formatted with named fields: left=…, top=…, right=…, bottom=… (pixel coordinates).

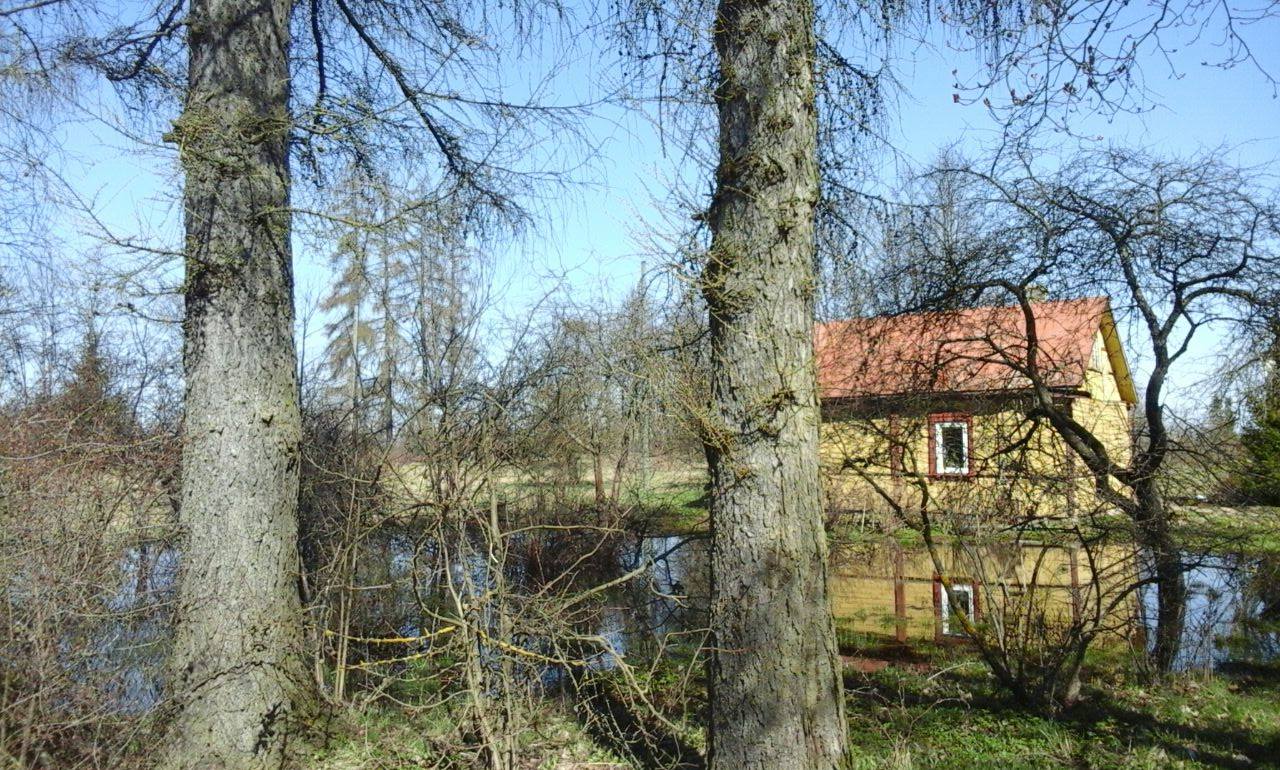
left=702, top=0, right=847, bottom=766
left=160, top=1, right=319, bottom=767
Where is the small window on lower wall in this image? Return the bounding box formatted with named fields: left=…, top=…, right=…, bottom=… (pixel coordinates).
left=940, top=582, right=976, bottom=636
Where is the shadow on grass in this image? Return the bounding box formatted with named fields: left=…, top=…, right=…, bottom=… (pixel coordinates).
left=844, top=664, right=1280, bottom=769
left=570, top=675, right=704, bottom=770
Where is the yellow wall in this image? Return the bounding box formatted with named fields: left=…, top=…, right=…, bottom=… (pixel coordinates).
left=821, top=397, right=1085, bottom=520
left=1077, top=329, right=1134, bottom=466
left=830, top=541, right=1140, bottom=643
left=819, top=319, right=1139, bottom=644
left=1084, top=330, right=1121, bottom=402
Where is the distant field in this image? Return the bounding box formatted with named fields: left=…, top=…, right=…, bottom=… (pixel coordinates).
left=386, top=459, right=710, bottom=532
left=492, top=464, right=709, bottom=533
left=1174, top=505, right=1280, bottom=555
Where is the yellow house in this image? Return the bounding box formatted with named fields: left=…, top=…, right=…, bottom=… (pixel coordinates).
left=815, top=297, right=1137, bottom=525
left=814, top=297, right=1140, bottom=643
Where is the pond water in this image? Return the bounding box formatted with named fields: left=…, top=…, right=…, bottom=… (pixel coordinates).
left=90, top=535, right=1278, bottom=712
left=618, top=540, right=1280, bottom=674
left=1139, top=552, right=1280, bottom=672
left=96, top=541, right=177, bottom=712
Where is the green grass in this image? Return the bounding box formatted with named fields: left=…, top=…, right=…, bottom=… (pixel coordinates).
left=827, top=503, right=1280, bottom=559
left=299, top=648, right=1280, bottom=769
left=490, top=466, right=710, bottom=533
left=303, top=705, right=457, bottom=768
left=1174, top=505, right=1280, bottom=556
left=304, top=701, right=624, bottom=769
left=627, top=480, right=709, bottom=533
left=832, top=521, right=927, bottom=550
left=843, top=658, right=1280, bottom=769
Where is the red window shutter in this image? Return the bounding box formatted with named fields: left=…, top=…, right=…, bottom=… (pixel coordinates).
left=889, top=414, right=904, bottom=476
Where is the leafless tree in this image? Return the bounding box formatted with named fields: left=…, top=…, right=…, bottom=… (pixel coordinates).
left=0, top=312, right=181, bottom=768
left=884, top=145, right=1280, bottom=674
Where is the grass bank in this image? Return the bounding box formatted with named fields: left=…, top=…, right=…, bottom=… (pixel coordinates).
left=303, top=701, right=626, bottom=769
left=843, top=654, right=1280, bottom=769
left=296, top=649, right=1279, bottom=769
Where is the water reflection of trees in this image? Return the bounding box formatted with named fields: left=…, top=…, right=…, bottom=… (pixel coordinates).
left=1227, top=553, right=1280, bottom=665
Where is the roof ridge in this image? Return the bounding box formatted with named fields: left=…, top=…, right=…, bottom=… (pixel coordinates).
left=817, top=296, right=1110, bottom=327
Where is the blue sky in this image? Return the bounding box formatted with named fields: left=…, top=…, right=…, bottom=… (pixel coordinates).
left=509, top=14, right=1280, bottom=411
left=484, top=10, right=1280, bottom=309
left=872, top=24, right=1280, bottom=409
left=35, top=6, right=1280, bottom=410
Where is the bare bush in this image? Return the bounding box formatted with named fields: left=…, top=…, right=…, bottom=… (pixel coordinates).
left=1, top=330, right=178, bottom=768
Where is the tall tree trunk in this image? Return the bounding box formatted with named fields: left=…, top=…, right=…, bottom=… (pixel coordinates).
left=610, top=428, right=631, bottom=506
left=378, top=249, right=395, bottom=444
left=1151, top=545, right=1187, bottom=672
left=162, top=1, right=317, bottom=766
left=702, top=0, right=846, bottom=766
left=1137, top=480, right=1186, bottom=673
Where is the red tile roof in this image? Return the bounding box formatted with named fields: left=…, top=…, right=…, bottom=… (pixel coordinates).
left=815, top=298, right=1111, bottom=400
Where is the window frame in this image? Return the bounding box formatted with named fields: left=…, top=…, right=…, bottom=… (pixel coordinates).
left=928, top=412, right=973, bottom=478
left=937, top=581, right=978, bottom=637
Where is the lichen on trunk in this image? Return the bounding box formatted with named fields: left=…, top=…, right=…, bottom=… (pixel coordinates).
left=702, top=0, right=847, bottom=766
left=161, top=1, right=318, bottom=767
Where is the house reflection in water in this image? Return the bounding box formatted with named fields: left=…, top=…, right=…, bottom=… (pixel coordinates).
left=827, top=540, right=1140, bottom=645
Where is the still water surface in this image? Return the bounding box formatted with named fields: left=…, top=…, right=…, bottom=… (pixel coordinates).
left=99, top=535, right=1278, bottom=711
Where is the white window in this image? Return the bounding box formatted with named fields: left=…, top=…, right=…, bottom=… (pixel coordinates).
left=933, top=420, right=970, bottom=475
left=941, top=582, right=976, bottom=636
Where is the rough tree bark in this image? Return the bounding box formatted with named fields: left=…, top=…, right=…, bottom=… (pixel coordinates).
left=1136, top=478, right=1187, bottom=674
left=1135, top=352, right=1186, bottom=674
left=701, top=0, right=847, bottom=766
left=161, top=0, right=318, bottom=767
